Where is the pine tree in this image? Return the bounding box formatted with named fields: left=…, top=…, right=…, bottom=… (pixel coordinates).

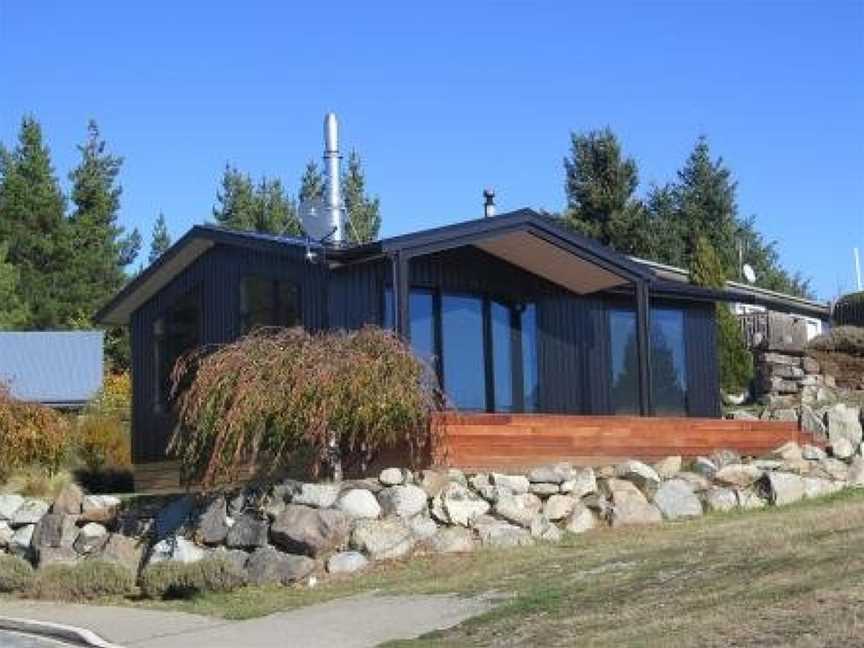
left=690, top=235, right=753, bottom=394
left=298, top=160, right=325, bottom=203
left=213, top=165, right=256, bottom=231
left=0, top=242, right=29, bottom=329
left=149, top=212, right=172, bottom=263
left=212, top=165, right=300, bottom=235
left=563, top=128, right=646, bottom=253
left=67, top=120, right=141, bottom=324
left=0, top=117, right=70, bottom=328
left=342, top=150, right=381, bottom=243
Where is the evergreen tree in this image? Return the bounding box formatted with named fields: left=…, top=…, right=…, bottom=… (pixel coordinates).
left=298, top=160, right=325, bottom=203
left=563, top=128, right=646, bottom=253
left=690, top=235, right=753, bottom=394
left=0, top=242, right=29, bottom=329
left=212, top=165, right=300, bottom=235
left=255, top=178, right=301, bottom=235
left=342, top=150, right=381, bottom=243
left=67, top=120, right=141, bottom=324
left=0, top=117, right=70, bottom=328
left=149, top=212, right=172, bottom=263
left=213, top=165, right=256, bottom=231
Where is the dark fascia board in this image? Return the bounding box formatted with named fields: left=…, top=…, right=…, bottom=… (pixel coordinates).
left=94, top=225, right=318, bottom=325
left=723, top=286, right=830, bottom=319
left=372, top=209, right=654, bottom=283
left=649, top=280, right=735, bottom=303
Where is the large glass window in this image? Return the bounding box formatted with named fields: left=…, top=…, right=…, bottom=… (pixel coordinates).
left=491, top=301, right=515, bottom=412
left=441, top=294, right=487, bottom=411
left=154, top=287, right=200, bottom=412
left=240, top=276, right=299, bottom=333
left=521, top=304, right=539, bottom=412
left=609, top=308, right=640, bottom=414
left=651, top=307, right=688, bottom=415
left=409, top=289, right=436, bottom=369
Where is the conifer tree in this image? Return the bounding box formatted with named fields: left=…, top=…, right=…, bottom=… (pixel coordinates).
left=212, top=165, right=300, bottom=235
left=0, top=242, right=29, bottom=329
left=0, top=117, right=71, bottom=328
left=149, top=212, right=172, bottom=263
left=342, top=150, right=381, bottom=243
left=298, top=160, right=325, bottom=203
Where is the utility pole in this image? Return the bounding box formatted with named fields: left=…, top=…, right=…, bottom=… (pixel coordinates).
left=855, top=247, right=862, bottom=291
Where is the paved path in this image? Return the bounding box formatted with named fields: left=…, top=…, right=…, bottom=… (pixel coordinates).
left=0, top=593, right=490, bottom=647
left=0, top=630, right=72, bottom=647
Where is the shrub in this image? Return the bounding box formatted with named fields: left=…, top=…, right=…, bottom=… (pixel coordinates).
left=808, top=326, right=864, bottom=357
left=89, top=372, right=132, bottom=420
left=28, top=560, right=135, bottom=601
left=169, top=326, right=445, bottom=486
left=139, top=557, right=246, bottom=600
left=834, top=291, right=864, bottom=327
left=2, top=468, right=73, bottom=499
left=0, top=385, right=73, bottom=480
left=76, top=414, right=131, bottom=473
left=0, top=554, right=34, bottom=593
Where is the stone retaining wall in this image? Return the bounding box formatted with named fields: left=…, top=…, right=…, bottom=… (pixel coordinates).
left=1, top=432, right=863, bottom=590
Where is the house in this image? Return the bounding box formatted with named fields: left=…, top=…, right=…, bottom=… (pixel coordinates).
left=0, top=331, right=104, bottom=409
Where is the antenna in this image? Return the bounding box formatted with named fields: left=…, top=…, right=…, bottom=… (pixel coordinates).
left=855, top=247, right=862, bottom=291
left=742, top=263, right=756, bottom=284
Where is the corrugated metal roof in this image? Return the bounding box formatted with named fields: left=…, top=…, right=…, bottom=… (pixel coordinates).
left=0, top=331, right=104, bottom=407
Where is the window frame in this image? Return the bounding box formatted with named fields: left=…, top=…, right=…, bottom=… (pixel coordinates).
left=238, top=273, right=301, bottom=334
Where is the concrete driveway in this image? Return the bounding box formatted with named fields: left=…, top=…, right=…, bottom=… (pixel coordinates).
left=0, top=593, right=491, bottom=647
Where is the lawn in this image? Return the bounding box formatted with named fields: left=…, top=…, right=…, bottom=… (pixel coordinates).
left=133, top=489, right=864, bottom=647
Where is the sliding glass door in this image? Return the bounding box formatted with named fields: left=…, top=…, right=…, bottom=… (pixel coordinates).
left=441, top=294, right=487, bottom=410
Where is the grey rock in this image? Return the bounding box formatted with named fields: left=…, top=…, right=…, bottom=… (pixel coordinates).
left=490, top=473, right=530, bottom=494
left=762, top=472, right=805, bottom=506
left=292, top=483, right=340, bottom=509
left=150, top=536, right=206, bottom=564
left=416, top=470, right=449, bottom=498
left=802, top=357, right=820, bottom=374
left=378, top=485, right=427, bottom=519
left=73, top=523, right=108, bottom=554
left=0, top=520, right=12, bottom=548
left=379, top=468, right=404, bottom=486
left=610, top=500, right=662, bottom=527
left=225, top=514, right=269, bottom=549
left=847, top=456, right=864, bottom=487
left=528, top=482, right=560, bottom=496
left=703, top=487, right=738, bottom=513
left=770, top=441, right=803, bottom=462
left=543, top=494, right=577, bottom=521
left=477, top=521, right=534, bottom=548
left=674, top=471, right=713, bottom=492
left=735, top=489, right=767, bottom=510
left=825, top=403, right=863, bottom=448
left=271, top=478, right=303, bottom=502
left=653, top=456, right=683, bottom=479
left=336, top=489, right=382, bottom=519
left=195, top=497, right=229, bottom=545
left=11, top=499, right=49, bottom=526
left=270, top=505, right=351, bottom=557
left=246, top=546, right=315, bottom=585
left=226, top=492, right=246, bottom=518
left=212, top=547, right=249, bottom=572
left=351, top=518, right=415, bottom=560
left=80, top=495, right=121, bottom=524
left=9, top=524, right=34, bottom=557
left=714, top=464, right=763, bottom=488
left=692, top=457, right=718, bottom=480
left=447, top=468, right=467, bottom=485
left=407, top=515, right=438, bottom=540
left=326, top=550, right=369, bottom=574
left=0, top=494, right=24, bottom=521
left=153, top=495, right=195, bottom=542
left=771, top=408, right=800, bottom=423
left=560, top=467, right=596, bottom=498
left=564, top=504, right=596, bottom=534
left=601, top=478, right=648, bottom=505
left=37, top=546, right=79, bottom=568
left=802, top=477, right=841, bottom=499
left=431, top=483, right=490, bottom=527
left=92, top=534, right=142, bottom=573
left=32, top=513, right=78, bottom=548
left=426, top=527, right=475, bottom=553
left=802, top=444, right=827, bottom=461
left=494, top=493, right=543, bottom=528
left=814, top=457, right=849, bottom=481
left=831, top=437, right=855, bottom=459
left=709, top=449, right=741, bottom=470
left=615, top=460, right=661, bottom=497
left=527, top=463, right=573, bottom=484
left=51, top=483, right=84, bottom=515
left=652, top=479, right=702, bottom=520
left=529, top=515, right=562, bottom=542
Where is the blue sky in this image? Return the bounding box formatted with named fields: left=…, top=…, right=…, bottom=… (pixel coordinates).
left=1, top=1, right=862, bottom=300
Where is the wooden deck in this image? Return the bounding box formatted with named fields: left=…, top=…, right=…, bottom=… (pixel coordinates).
left=434, top=413, right=813, bottom=472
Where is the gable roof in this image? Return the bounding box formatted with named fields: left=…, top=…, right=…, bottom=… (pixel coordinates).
left=0, top=331, right=104, bottom=407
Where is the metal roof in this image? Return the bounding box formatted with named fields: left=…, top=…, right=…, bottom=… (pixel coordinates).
left=0, top=331, right=104, bottom=407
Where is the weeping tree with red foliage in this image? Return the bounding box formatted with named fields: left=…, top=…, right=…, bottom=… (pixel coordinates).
left=169, top=327, right=445, bottom=486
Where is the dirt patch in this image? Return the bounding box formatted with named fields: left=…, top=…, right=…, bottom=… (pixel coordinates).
left=808, top=350, right=864, bottom=390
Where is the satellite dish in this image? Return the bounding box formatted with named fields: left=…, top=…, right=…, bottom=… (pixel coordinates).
left=298, top=198, right=331, bottom=240
left=742, top=263, right=757, bottom=284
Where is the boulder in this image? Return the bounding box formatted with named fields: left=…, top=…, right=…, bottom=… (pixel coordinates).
left=802, top=357, right=820, bottom=374
left=195, top=497, right=229, bottom=545
left=801, top=444, right=827, bottom=461
left=527, top=463, right=573, bottom=484
left=803, top=477, right=841, bottom=499
left=246, top=547, right=315, bottom=586
left=150, top=536, right=206, bottom=564
left=580, top=493, right=611, bottom=519
left=528, top=483, right=560, bottom=496
left=32, top=513, right=78, bottom=548
left=652, top=480, right=702, bottom=520
left=407, top=515, right=438, bottom=540
left=416, top=470, right=449, bottom=498
left=92, top=534, right=142, bottom=573
left=225, top=514, right=269, bottom=549
left=0, top=494, right=24, bottom=521
left=529, top=515, right=562, bottom=542
left=0, top=521, right=12, bottom=548
left=11, top=499, right=49, bottom=526
left=377, top=485, right=427, bottom=519
left=494, top=493, right=543, bottom=528
left=801, top=406, right=828, bottom=443
left=601, top=478, right=648, bottom=505
left=709, top=449, right=741, bottom=469
left=426, top=527, right=476, bottom=553
left=692, top=457, right=718, bottom=480
left=271, top=479, right=303, bottom=502
left=560, top=467, right=597, bottom=498
left=762, top=472, right=805, bottom=506
left=430, top=483, right=490, bottom=527
left=703, top=487, right=737, bottom=513
left=73, top=523, right=108, bottom=554
left=564, top=504, right=597, bottom=534
left=447, top=469, right=467, bottom=485
left=615, top=460, right=661, bottom=496
left=51, top=483, right=84, bottom=515
left=292, top=483, right=340, bottom=509
left=653, top=456, right=683, bottom=479
left=847, top=456, right=864, bottom=487
left=336, top=489, right=382, bottom=519
left=830, top=437, right=855, bottom=460
left=490, top=473, right=530, bottom=494
left=714, top=464, right=763, bottom=488
left=825, top=404, right=863, bottom=448
left=476, top=521, right=534, bottom=548
left=543, top=495, right=577, bottom=522
left=674, top=471, right=713, bottom=492
left=814, top=458, right=849, bottom=481
left=80, top=495, right=121, bottom=524
left=351, top=518, right=415, bottom=560
left=153, top=495, right=195, bottom=541
left=212, top=547, right=250, bottom=572
left=378, top=468, right=404, bottom=486
left=270, top=505, right=351, bottom=557
left=37, top=546, right=79, bottom=568
left=610, top=500, right=662, bottom=527
left=326, top=551, right=369, bottom=574
left=735, top=489, right=767, bottom=510
left=9, top=524, right=34, bottom=557
left=770, top=442, right=803, bottom=462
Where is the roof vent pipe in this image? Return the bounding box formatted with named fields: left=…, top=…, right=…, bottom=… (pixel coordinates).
left=324, top=113, right=345, bottom=244
left=483, top=188, right=496, bottom=218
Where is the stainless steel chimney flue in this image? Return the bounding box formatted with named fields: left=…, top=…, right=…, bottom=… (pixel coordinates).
left=324, top=113, right=345, bottom=244
left=483, top=188, right=496, bottom=218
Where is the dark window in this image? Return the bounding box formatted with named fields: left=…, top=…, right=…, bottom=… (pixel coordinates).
left=651, top=307, right=688, bottom=415
left=609, top=307, right=640, bottom=414
left=153, top=287, right=200, bottom=412
left=240, top=276, right=299, bottom=333
left=521, top=303, right=539, bottom=412
left=409, top=289, right=436, bottom=369
left=383, top=286, right=394, bottom=330
left=441, top=293, right=487, bottom=411
left=491, top=301, right=515, bottom=412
